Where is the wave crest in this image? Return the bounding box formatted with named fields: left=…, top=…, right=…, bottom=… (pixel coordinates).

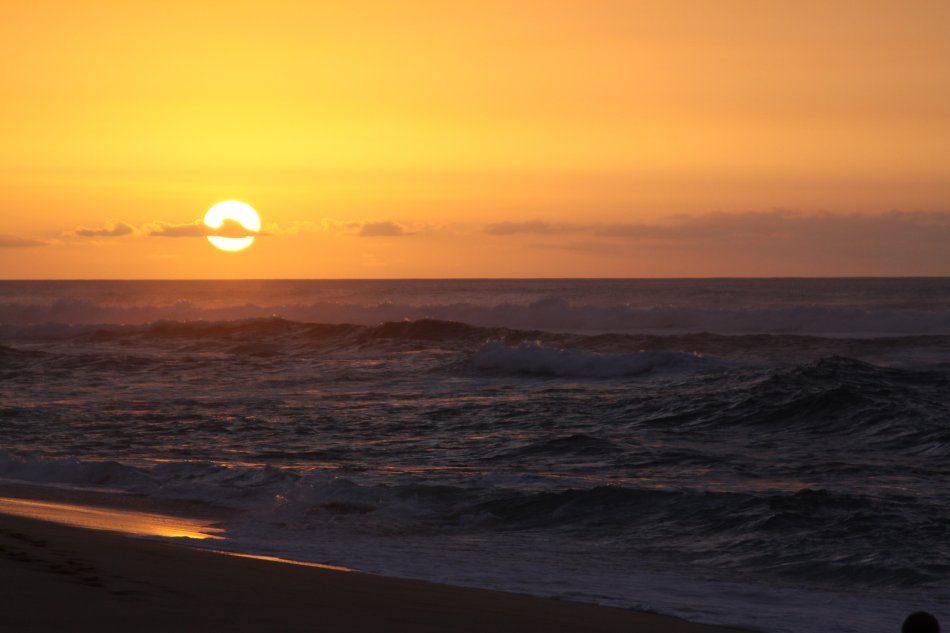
left=473, top=341, right=715, bottom=378
left=3, top=295, right=950, bottom=335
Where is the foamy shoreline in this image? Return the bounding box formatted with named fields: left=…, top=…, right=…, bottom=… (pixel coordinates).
left=0, top=490, right=751, bottom=633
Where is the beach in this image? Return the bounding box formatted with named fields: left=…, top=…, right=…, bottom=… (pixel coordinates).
left=0, top=498, right=749, bottom=633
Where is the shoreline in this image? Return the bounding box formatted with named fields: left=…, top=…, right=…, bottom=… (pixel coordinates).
left=0, top=491, right=753, bottom=632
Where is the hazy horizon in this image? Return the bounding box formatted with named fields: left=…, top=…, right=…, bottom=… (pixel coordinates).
left=5, top=275, right=950, bottom=282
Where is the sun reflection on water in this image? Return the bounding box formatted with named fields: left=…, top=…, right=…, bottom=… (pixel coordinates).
left=0, top=497, right=225, bottom=540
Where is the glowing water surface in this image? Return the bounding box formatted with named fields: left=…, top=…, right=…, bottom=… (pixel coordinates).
left=0, top=496, right=225, bottom=540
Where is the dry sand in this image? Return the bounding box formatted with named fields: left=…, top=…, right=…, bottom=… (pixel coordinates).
left=0, top=500, right=753, bottom=632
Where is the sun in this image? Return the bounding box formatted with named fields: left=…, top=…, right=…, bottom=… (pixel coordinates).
left=203, top=201, right=261, bottom=252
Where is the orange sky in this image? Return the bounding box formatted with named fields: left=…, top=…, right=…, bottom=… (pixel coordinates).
left=1, top=1, right=948, bottom=277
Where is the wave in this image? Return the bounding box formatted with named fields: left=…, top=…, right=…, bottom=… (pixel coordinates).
left=3, top=296, right=950, bottom=335
left=0, top=449, right=945, bottom=592
left=472, top=341, right=715, bottom=378
left=0, top=318, right=495, bottom=345
left=3, top=317, right=949, bottom=393
left=5, top=315, right=948, bottom=356
left=0, top=450, right=296, bottom=503
left=649, top=356, right=950, bottom=454
left=0, top=451, right=152, bottom=489
left=0, top=344, right=44, bottom=360
left=488, top=434, right=625, bottom=460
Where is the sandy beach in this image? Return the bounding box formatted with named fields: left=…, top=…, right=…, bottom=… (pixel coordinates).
left=0, top=497, right=751, bottom=633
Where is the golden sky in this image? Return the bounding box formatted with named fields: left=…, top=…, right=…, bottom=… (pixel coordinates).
left=1, top=1, right=948, bottom=277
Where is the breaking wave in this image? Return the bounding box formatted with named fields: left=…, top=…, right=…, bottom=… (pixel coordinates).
left=0, top=449, right=946, bottom=593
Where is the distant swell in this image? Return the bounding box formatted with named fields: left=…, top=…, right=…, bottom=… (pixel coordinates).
left=3, top=296, right=950, bottom=335
left=3, top=317, right=950, bottom=367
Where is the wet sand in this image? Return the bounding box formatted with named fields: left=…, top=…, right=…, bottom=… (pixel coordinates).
left=0, top=500, right=753, bottom=632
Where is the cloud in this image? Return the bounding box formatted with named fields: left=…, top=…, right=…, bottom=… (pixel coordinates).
left=590, top=210, right=950, bottom=247
left=485, top=210, right=950, bottom=248
left=0, top=234, right=44, bottom=248
left=75, top=220, right=135, bottom=238
left=146, top=218, right=263, bottom=238
left=490, top=209, right=950, bottom=276
left=145, top=221, right=208, bottom=238
left=591, top=210, right=799, bottom=240
left=263, top=220, right=321, bottom=236
left=299, top=218, right=420, bottom=237
left=356, top=221, right=406, bottom=237
left=483, top=220, right=568, bottom=236
left=482, top=209, right=950, bottom=273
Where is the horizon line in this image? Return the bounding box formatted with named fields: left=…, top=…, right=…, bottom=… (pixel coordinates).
left=1, top=276, right=949, bottom=282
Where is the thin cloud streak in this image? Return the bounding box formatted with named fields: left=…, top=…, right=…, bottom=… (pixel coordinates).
left=70, top=217, right=409, bottom=240
left=483, top=220, right=570, bottom=236
left=483, top=210, right=950, bottom=244
left=0, top=235, right=45, bottom=248
left=146, top=219, right=264, bottom=238
left=356, top=221, right=406, bottom=237
left=590, top=210, right=950, bottom=245
left=75, top=220, right=135, bottom=238
left=484, top=210, right=950, bottom=273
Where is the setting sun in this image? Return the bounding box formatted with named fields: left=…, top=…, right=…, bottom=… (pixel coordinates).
left=203, top=201, right=261, bottom=252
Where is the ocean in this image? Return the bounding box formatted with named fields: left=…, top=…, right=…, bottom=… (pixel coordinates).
left=1, top=278, right=948, bottom=632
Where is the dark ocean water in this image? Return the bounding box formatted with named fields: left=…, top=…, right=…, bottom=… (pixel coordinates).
left=1, top=279, right=949, bottom=632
